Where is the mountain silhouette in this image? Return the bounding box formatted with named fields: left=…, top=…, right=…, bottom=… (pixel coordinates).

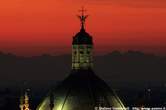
left=0, top=51, right=165, bottom=86
left=0, top=51, right=166, bottom=109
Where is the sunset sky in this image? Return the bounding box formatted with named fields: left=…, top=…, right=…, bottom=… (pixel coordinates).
left=0, top=0, right=166, bottom=56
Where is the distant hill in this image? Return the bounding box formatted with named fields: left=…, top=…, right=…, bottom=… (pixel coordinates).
left=0, top=51, right=166, bottom=109
left=0, top=51, right=166, bottom=85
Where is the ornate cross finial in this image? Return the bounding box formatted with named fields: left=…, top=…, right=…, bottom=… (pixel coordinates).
left=78, top=7, right=89, bottom=31
left=79, top=7, right=86, bottom=17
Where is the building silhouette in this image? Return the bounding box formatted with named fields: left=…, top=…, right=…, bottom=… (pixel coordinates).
left=36, top=8, right=126, bottom=110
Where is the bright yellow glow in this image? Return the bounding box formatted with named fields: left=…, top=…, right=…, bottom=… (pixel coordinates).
left=55, top=102, right=63, bottom=110
left=37, top=97, right=70, bottom=110
left=37, top=97, right=50, bottom=110
left=72, top=44, right=93, bottom=70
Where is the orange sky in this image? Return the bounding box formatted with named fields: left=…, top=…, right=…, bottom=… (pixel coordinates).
left=0, top=0, right=166, bottom=56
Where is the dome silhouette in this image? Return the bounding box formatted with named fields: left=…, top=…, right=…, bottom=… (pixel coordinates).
left=36, top=8, right=125, bottom=110
left=73, top=28, right=93, bottom=45
left=37, top=70, right=125, bottom=110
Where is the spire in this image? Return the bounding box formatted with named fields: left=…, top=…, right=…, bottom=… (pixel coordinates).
left=19, top=88, right=31, bottom=110
left=72, top=7, right=93, bottom=70
left=78, top=7, right=89, bottom=31
left=24, top=90, right=30, bottom=110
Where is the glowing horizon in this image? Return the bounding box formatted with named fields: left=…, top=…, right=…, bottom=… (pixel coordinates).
left=0, top=0, right=166, bottom=56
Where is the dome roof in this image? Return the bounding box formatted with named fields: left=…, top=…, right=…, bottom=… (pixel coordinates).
left=37, top=70, right=125, bottom=110
left=72, top=29, right=93, bottom=45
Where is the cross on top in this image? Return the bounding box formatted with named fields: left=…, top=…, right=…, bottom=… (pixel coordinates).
left=78, top=7, right=89, bottom=30
left=79, top=7, right=87, bottom=17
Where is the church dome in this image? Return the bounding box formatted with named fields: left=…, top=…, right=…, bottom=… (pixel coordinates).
left=72, top=28, right=93, bottom=45
left=37, top=70, right=125, bottom=110
left=37, top=8, right=125, bottom=110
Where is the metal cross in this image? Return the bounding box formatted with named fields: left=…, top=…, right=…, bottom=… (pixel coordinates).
left=78, top=7, right=89, bottom=29
left=79, top=7, right=87, bottom=17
